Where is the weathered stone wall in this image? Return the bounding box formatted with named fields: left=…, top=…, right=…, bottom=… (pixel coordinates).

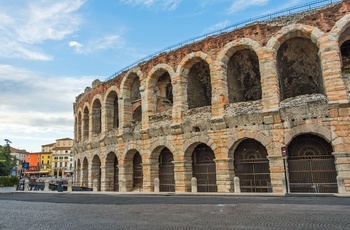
left=73, top=1, right=350, bottom=194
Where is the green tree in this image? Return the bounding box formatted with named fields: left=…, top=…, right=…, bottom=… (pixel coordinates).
left=0, top=139, right=15, bottom=176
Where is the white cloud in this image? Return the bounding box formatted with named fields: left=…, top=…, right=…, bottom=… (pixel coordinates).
left=0, top=0, right=85, bottom=60
left=69, top=41, right=83, bottom=52
left=69, top=35, right=125, bottom=54
left=228, top=0, right=269, bottom=14
left=203, top=20, right=231, bottom=35
left=0, top=64, right=96, bottom=146
left=121, top=0, right=182, bottom=11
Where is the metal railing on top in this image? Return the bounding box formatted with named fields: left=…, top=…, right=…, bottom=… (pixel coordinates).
left=105, top=0, right=340, bottom=82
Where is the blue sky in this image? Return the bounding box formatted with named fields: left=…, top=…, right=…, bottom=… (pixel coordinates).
left=0, top=0, right=322, bottom=152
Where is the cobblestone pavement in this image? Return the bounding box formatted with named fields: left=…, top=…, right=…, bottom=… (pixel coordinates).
left=1, top=193, right=350, bottom=230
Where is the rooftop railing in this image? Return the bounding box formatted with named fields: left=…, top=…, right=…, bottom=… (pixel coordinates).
left=105, top=0, right=340, bottom=82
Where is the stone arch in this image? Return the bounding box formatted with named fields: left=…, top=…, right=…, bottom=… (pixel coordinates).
left=91, top=154, right=101, bottom=191
left=267, top=25, right=325, bottom=100
left=284, top=124, right=337, bottom=146
left=232, top=138, right=271, bottom=193
left=149, top=144, right=176, bottom=192
left=82, top=157, right=89, bottom=187
left=105, top=151, right=119, bottom=192
left=227, top=131, right=273, bottom=159
left=82, top=104, right=90, bottom=140
left=120, top=68, right=143, bottom=127
left=183, top=134, right=217, bottom=160
left=329, top=14, right=350, bottom=44
left=266, top=24, right=324, bottom=53
left=217, top=39, right=263, bottom=103
left=150, top=139, right=176, bottom=160
left=176, top=51, right=213, bottom=110
left=91, top=97, right=102, bottom=135
left=123, top=148, right=143, bottom=191
left=287, top=133, right=337, bottom=193
left=146, top=64, right=175, bottom=116
left=189, top=143, right=218, bottom=192
left=104, top=87, right=119, bottom=130
left=331, top=15, right=350, bottom=88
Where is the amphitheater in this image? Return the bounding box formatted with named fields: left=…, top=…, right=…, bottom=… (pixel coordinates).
left=73, top=0, right=350, bottom=194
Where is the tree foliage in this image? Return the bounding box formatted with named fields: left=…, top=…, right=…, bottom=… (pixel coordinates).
left=0, top=141, right=15, bottom=176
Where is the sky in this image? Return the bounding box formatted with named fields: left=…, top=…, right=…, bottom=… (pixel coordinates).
left=0, top=0, right=329, bottom=152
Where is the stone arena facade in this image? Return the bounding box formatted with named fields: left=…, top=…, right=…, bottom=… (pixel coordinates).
left=73, top=1, right=350, bottom=194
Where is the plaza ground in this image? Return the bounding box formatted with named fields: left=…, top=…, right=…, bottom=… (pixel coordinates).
left=1, top=192, right=350, bottom=229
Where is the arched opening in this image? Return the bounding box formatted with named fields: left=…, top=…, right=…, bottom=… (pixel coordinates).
left=133, top=152, right=143, bottom=190
left=159, top=148, right=175, bottom=192
left=131, top=77, right=141, bottom=123
left=133, top=105, right=142, bottom=122
left=77, top=112, right=82, bottom=142
left=192, top=143, right=217, bottom=192
left=339, top=26, right=350, bottom=73
left=106, top=91, right=119, bottom=130
left=82, top=158, right=88, bottom=187
left=106, top=152, right=119, bottom=192
left=233, top=139, right=271, bottom=192
left=83, top=107, right=89, bottom=140
left=277, top=37, right=323, bottom=100
left=91, top=155, right=101, bottom=191
left=287, top=134, right=337, bottom=193
left=155, top=72, right=173, bottom=113
left=92, top=99, right=102, bottom=135
left=227, top=49, right=262, bottom=103
left=187, top=61, right=212, bottom=109
left=341, top=40, right=350, bottom=72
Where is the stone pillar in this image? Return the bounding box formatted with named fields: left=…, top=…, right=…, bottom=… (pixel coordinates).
left=118, top=165, right=131, bottom=192
left=67, top=179, right=73, bottom=193
left=142, top=162, right=158, bottom=192
left=210, top=61, right=228, bottom=117
left=121, top=178, right=127, bottom=192
left=191, top=177, right=197, bottom=193
left=171, top=74, right=186, bottom=124
left=337, top=176, right=346, bottom=194
left=319, top=39, right=348, bottom=104
left=234, top=177, right=241, bottom=193
left=258, top=48, right=280, bottom=112
left=332, top=152, right=350, bottom=193
left=154, top=178, right=160, bottom=193
left=88, top=165, right=93, bottom=189
left=80, top=167, right=84, bottom=187
left=214, top=158, right=234, bottom=193
left=44, top=180, right=49, bottom=192
left=93, top=179, right=98, bottom=192
left=101, top=106, right=110, bottom=136
left=141, top=87, right=151, bottom=130
left=267, top=155, right=285, bottom=193
left=173, top=161, right=192, bottom=192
